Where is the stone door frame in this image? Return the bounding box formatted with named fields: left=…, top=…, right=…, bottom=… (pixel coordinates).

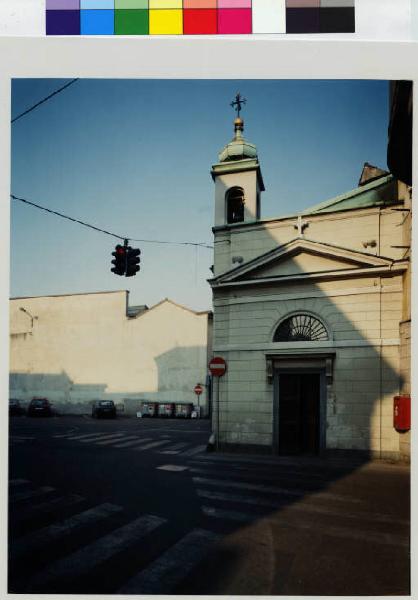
left=267, top=351, right=335, bottom=455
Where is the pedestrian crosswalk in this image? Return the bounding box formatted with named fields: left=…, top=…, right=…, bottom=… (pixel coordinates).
left=191, top=474, right=362, bottom=504
left=14, top=492, right=85, bottom=523
left=10, top=502, right=123, bottom=561
left=118, top=528, right=221, bottom=594
left=114, top=436, right=153, bottom=448
left=9, top=435, right=35, bottom=445
left=8, top=452, right=410, bottom=595
left=51, top=430, right=207, bottom=457
left=9, top=478, right=30, bottom=487
left=135, top=440, right=169, bottom=451
left=10, top=485, right=56, bottom=503
left=8, top=479, right=221, bottom=594
left=188, top=455, right=411, bottom=547
left=79, top=433, right=126, bottom=444
left=29, top=514, right=167, bottom=590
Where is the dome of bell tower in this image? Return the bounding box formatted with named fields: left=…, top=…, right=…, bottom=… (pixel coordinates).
left=218, top=116, right=258, bottom=163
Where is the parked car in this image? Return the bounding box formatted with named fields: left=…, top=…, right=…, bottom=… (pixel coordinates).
left=9, top=399, right=24, bottom=416
left=92, top=400, right=116, bottom=419
left=27, top=397, right=52, bottom=417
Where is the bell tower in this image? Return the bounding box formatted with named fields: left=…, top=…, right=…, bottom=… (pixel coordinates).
left=211, top=94, right=265, bottom=228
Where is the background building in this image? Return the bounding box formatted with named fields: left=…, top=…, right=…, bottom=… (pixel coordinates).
left=209, top=110, right=411, bottom=460
left=10, top=291, right=211, bottom=416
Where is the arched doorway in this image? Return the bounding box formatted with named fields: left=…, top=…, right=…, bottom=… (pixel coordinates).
left=271, top=313, right=332, bottom=455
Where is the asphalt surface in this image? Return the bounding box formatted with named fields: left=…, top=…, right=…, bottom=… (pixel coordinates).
left=9, top=414, right=410, bottom=595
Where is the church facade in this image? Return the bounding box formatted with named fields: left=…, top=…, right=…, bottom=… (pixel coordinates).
left=209, top=113, right=411, bottom=460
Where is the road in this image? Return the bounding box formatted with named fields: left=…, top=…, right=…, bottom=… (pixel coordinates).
left=9, top=414, right=410, bottom=595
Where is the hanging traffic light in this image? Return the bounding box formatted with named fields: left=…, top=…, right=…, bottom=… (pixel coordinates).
left=111, top=244, right=126, bottom=276
left=126, top=247, right=141, bottom=277
left=111, top=241, right=141, bottom=277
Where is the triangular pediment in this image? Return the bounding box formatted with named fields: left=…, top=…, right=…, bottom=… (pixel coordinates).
left=248, top=250, right=361, bottom=279
left=210, top=238, right=403, bottom=287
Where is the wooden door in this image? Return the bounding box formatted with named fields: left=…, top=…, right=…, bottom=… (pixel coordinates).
left=278, top=373, right=320, bottom=455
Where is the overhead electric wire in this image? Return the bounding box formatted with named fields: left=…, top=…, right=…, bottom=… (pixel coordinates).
left=10, top=193, right=213, bottom=249
left=11, top=79, right=79, bottom=124
left=10, top=79, right=213, bottom=250
left=11, top=193, right=124, bottom=240
left=129, top=236, right=212, bottom=249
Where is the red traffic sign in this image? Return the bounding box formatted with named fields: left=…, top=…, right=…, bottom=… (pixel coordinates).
left=209, top=356, right=227, bottom=377
left=194, top=384, right=203, bottom=396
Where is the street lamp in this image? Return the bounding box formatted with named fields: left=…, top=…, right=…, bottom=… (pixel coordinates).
left=19, top=307, right=38, bottom=330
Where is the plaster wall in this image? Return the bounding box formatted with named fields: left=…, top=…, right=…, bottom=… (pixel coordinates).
left=214, top=207, right=405, bottom=277
left=10, top=292, right=209, bottom=415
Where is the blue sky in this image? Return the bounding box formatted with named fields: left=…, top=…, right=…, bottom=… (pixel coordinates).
left=11, top=79, right=389, bottom=310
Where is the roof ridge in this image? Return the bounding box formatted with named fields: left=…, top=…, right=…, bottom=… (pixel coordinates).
left=301, top=174, right=394, bottom=215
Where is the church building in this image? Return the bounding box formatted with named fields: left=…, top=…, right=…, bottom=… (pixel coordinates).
left=209, top=98, right=411, bottom=461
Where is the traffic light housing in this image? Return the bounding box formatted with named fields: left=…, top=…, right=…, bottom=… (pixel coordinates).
left=126, top=247, right=141, bottom=277
left=111, top=245, right=126, bottom=276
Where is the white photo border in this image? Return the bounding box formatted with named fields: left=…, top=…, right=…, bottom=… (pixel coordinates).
left=0, top=37, right=417, bottom=599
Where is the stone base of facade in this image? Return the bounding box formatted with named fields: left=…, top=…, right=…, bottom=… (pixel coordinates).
left=215, top=444, right=409, bottom=464
left=399, top=431, right=411, bottom=462
left=216, top=442, right=276, bottom=455
left=323, top=448, right=408, bottom=463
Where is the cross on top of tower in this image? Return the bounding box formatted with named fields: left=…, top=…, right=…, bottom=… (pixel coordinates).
left=230, top=93, right=247, bottom=118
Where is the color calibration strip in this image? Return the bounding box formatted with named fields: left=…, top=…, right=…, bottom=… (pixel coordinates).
left=46, top=0, right=355, bottom=35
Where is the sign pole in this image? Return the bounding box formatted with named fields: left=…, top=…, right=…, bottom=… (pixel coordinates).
left=193, top=384, right=203, bottom=418
left=208, top=357, right=227, bottom=452
left=216, top=376, right=220, bottom=451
